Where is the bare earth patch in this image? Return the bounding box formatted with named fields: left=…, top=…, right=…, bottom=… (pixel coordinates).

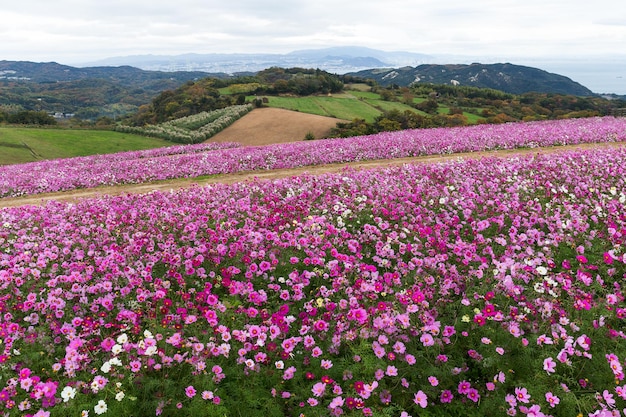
left=210, top=107, right=344, bottom=146
left=1, top=141, right=624, bottom=209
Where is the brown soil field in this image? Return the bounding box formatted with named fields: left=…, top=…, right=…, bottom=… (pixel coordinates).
left=1, top=141, right=624, bottom=209
left=210, top=107, right=344, bottom=146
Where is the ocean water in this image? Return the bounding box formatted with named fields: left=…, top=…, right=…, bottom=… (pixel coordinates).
left=440, top=54, right=626, bottom=96
left=522, top=58, right=626, bottom=96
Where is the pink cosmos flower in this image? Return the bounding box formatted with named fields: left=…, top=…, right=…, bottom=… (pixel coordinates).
left=386, top=365, right=398, bottom=377
left=467, top=388, right=480, bottom=403
left=602, top=390, right=616, bottom=407
left=515, top=387, right=531, bottom=403
left=185, top=385, right=196, bottom=398
left=393, top=341, right=406, bottom=354
left=545, top=392, right=560, bottom=408
left=321, top=359, right=333, bottom=369
left=458, top=380, right=471, bottom=394
left=440, top=390, right=453, bottom=403
left=420, top=333, right=434, bottom=346
left=311, top=346, right=323, bottom=357
left=311, top=382, right=326, bottom=397
left=413, top=390, right=427, bottom=408
left=505, top=393, right=517, bottom=407
left=328, top=396, right=344, bottom=409
left=543, top=357, right=556, bottom=374
left=283, top=366, right=296, bottom=380
left=520, top=404, right=544, bottom=417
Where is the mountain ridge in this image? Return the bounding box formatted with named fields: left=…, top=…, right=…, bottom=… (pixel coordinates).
left=346, top=62, right=595, bottom=96
left=78, top=47, right=432, bottom=74
left=2, top=55, right=595, bottom=97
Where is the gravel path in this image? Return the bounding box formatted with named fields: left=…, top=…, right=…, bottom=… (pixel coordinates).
left=1, top=141, right=624, bottom=209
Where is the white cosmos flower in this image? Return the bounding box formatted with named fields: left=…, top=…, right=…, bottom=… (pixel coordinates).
left=100, top=362, right=111, bottom=374
left=61, top=386, right=77, bottom=402
left=94, top=400, right=108, bottom=415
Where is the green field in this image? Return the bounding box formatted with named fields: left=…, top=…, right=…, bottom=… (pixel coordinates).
left=254, top=95, right=383, bottom=122
left=0, top=128, right=172, bottom=165
left=250, top=89, right=485, bottom=124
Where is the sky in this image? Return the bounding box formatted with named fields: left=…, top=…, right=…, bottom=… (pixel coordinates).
left=3, top=0, right=626, bottom=92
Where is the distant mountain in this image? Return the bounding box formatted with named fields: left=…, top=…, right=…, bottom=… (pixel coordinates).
left=347, top=63, right=595, bottom=96
left=82, top=47, right=432, bottom=74
left=0, top=60, right=222, bottom=84
left=78, top=47, right=606, bottom=96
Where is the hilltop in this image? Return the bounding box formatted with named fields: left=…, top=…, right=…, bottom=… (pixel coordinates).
left=347, top=63, right=594, bottom=96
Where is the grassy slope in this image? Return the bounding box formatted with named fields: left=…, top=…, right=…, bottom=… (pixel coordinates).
left=254, top=95, right=382, bottom=122
left=0, top=128, right=172, bottom=165
left=251, top=90, right=486, bottom=124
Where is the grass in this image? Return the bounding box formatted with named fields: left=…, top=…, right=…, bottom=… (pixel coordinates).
left=255, top=95, right=383, bottom=123
left=256, top=90, right=485, bottom=123
left=464, top=111, right=486, bottom=123
left=364, top=99, right=427, bottom=115
left=0, top=127, right=173, bottom=165
left=347, top=91, right=381, bottom=100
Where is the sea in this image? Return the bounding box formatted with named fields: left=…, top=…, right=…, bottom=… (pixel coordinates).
left=510, top=57, right=626, bottom=96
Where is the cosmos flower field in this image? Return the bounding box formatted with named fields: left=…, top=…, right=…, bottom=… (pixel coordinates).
left=2, top=116, right=626, bottom=198
left=1, top=117, right=626, bottom=417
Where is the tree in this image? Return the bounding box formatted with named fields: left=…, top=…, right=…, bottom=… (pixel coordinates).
left=7, top=111, right=56, bottom=125
left=416, top=98, right=438, bottom=114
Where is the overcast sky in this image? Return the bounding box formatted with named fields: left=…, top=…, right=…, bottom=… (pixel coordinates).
left=3, top=0, right=625, bottom=62
left=3, top=0, right=626, bottom=92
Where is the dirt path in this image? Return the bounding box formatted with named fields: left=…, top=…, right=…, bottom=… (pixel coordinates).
left=1, top=141, right=624, bottom=209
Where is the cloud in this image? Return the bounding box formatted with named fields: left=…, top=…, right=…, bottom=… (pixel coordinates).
left=2, top=0, right=625, bottom=63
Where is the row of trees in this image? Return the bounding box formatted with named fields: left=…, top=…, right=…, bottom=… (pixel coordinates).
left=0, top=110, right=57, bottom=125
left=382, top=83, right=622, bottom=120
left=330, top=110, right=469, bottom=138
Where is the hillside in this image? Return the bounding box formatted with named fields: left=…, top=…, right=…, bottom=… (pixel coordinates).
left=0, top=60, right=220, bottom=84
left=1, top=59, right=601, bottom=123
left=0, top=61, right=235, bottom=119
left=348, top=63, right=595, bottom=95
